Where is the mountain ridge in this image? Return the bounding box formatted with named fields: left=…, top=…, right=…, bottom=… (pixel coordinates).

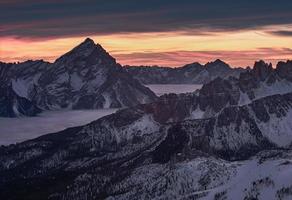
left=1, top=89, right=292, bottom=199
left=0, top=38, right=157, bottom=116
left=125, top=59, right=246, bottom=84
left=1, top=57, right=292, bottom=199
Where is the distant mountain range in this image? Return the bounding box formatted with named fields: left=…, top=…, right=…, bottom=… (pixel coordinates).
left=0, top=38, right=249, bottom=118
left=1, top=37, right=272, bottom=118
left=0, top=38, right=157, bottom=117
left=125, top=59, right=246, bottom=84
left=1, top=55, right=292, bottom=199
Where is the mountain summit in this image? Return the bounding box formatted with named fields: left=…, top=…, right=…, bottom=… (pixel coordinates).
left=55, top=38, right=116, bottom=66
left=0, top=38, right=157, bottom=115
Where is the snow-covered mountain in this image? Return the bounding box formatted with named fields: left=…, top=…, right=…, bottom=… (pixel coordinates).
left=125, top=59, right=245, bottom=84
left=0, top=38, right=157, bottom=116
left=1, top=93, right=292, bottom=199
left=1, top=60, right=292, bottom=199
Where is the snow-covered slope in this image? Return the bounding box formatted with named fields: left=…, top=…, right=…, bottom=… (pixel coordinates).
left=105, top=150, right=292, bottom=200
left=1, top=88, right=292, bottom=199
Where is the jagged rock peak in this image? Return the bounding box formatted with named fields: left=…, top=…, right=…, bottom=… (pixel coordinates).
left=276, top=60, right=292, bottom=81
left=276, top=60, right=292, bottom=70
left=252, top=60, right=273, bottom=80
left=181, top=62, right=203, bottom=69
left=209, top=59, right=227, bottom=64
left=74, top=37, right=106, bottom=51
left=69, top=37, right=97, bottom=52
left=253, top=60, right=273, bottom=70
left=83, top=37, right=95, bottom=44
left=277, top=60, right=292, bottom=66
left=213, top=59, right=226, bottom=64
left=205, top=59, right=230, bottom=69
left=54, top=38, right=115, bottom=64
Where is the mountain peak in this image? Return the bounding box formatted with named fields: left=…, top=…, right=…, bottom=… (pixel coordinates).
left=206, top=59, right=228, bottom=66
left=252, top=60, right=273, bottom=80
left=254, top=60, right=271, bottom=67
left=276, top=60, right=292, bottom=70
left=83, top=37, right=95, bottom=44
left=73, top=37, right=97, bottom=51
left=54, top=38, right=115, bottom=65
left=213, top=59, right=225, bottom=64
left=205, top=59, right=230, bottom=71
left=181, top=62, right=203, bottom=70
left=276, top=60, right=292, bottom=81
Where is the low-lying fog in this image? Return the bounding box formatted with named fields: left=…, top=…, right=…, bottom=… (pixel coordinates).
left=0, top=84, right=202, bottom=146
left=0, top=109, right=118, bottom=145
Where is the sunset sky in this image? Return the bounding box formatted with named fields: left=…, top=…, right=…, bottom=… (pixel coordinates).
left=1, top=0, right=292, bottom=67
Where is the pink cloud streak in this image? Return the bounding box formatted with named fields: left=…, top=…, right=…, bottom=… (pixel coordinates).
left=113, top=48, right=292, bottom=67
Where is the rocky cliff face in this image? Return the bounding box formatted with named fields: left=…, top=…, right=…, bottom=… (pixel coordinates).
left=0, top=38, right=157, bottom=116
left=125, top=59, right=245, bottom=84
